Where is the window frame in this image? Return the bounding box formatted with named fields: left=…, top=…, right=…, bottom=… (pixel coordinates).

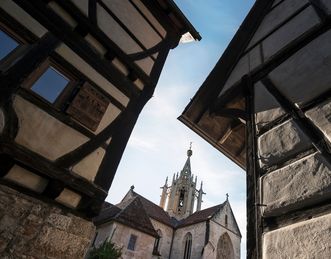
left=21, top=58, right=78, bottom=110
left=127, top=234, right=137, bottom=251
left=0, top=23, right=27, bottom=72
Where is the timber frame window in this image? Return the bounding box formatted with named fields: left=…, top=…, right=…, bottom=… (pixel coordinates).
left=22, top=59, right=77, bottom=108
left=127, top=234, right=137, bottom=251
left=22, top=58, right=110, bottom=131
left=0, top=24, right=27, bottom=72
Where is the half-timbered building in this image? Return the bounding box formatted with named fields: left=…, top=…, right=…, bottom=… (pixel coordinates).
left=0, top=0, right=200, bottom=257
left=180, top=0, right=331, bottom=258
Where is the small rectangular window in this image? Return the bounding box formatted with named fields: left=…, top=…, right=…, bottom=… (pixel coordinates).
left=31, top=66, right=69, bottom=103
left=127, top=234, right=137, bottom=251
left=0, top=29, right=19, bottom=60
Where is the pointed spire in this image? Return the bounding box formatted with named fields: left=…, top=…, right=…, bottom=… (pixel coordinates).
left=165, top=176, right=168, bottom=186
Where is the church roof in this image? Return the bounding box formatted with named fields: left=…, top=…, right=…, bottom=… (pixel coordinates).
left=94, top=187, right=241, bottom=236
left=131, top=191, right=175, bottom=227
left=177, top=203, right=225, bottom=228
left=93, top=197, right=159, bottom=237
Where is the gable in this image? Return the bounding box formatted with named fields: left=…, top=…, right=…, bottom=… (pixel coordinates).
left=211, top=202, right=241, bottom=237
left=180, top=0, right=327, bottom=169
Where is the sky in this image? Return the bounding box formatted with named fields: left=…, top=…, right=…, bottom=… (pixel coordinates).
left=106, top=1, right=255, bottom=258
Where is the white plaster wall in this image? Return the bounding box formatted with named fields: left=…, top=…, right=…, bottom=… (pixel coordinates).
left=72, top=147, right=105, bottom=182
left=0, top=0, right=47, bottom=38
left=263, top=214, right=331, bottom=259
left=55, top=43, right=129, bottom=107
left=171, top=222, right=206, bottom=259
left=208, top=204, right=241, bottom=259
left=4, top=165, right=48, bottom=193
left=70, top=0, right=89, bottom=16
left=94, top=222, right=116, bottom=247
left=102, top=0, right=162, bottom=49
left=131, top=0, right=166, bottom=37
left=109, top=222, right=155, bottom=259
left=150, top=219, right=173, bottom=259
left=55, top=188, right=81, bottom=209
left=208, top=221, right=241, bottom=259
left=14, top=96, right=88, bottom=161
left=95, top=103, right=121, bottom=134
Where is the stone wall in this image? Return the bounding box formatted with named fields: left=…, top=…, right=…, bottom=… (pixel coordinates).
left=0, top=184, right=95, bottom=259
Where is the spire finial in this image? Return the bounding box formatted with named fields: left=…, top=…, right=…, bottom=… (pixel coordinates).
left=187, top=142, right=193, bottom=157
left=226, top=193, right=229, bottom=200
left=130, top=185, right=135, bottom=190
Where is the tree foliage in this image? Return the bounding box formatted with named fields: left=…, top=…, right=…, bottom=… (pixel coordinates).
left=88, top=240, right=122, bottom=259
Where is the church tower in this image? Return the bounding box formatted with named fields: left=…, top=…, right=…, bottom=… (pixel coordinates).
left=161, top=145, right=205, bottom=220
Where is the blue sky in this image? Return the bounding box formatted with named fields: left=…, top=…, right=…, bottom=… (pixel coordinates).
left=107, top=1, right=255, bottom=258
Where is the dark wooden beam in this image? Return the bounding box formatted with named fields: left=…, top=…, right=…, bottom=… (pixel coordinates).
left=96, top=0, right=156, bottom=61
left=0, top=33, right=60, bottom=104
left=263, top=199, right=331, bottom=232
left=0, top=8, right=38, bottom=43
left=261, top=77, right=331, bottom=163
left=54, top=108, right=124, bottom=168
left=217, top=120, right=242, bottom=145
left=260, top=148, right=316, bottom=176
left=245, top=76, right=261, bottom=259
left=212, top=108, right=248, bottom=122
left=128, top=0, right=165, bottom=39
left=242, top=3, right=310, bottom=56
left=88, top=0, right=97, bottom=25
left=13, top=0, right=140, bottom=99
left=94, top=39, right=173, bottom=190
left=0, top=141, right=107, bottom=200
left=309, top=0, right=329, bottom=22
left=54, top=0, right=152, bottom=87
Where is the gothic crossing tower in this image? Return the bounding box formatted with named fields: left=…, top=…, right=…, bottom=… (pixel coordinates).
left=160, top=146, right=205, bottom=220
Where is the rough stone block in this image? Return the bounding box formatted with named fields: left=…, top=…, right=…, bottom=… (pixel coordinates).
left=305, top=99, right=331, bottom=143
left=46, top=213, right=72, bottom=231
left=258, top=119, right=311, bottom=167
left=68, top=214, right=95, bottom=239
left=262, top=153, right=331, bottom=216
left=0, top=184, right=94, bottom=259
left=263, top=214, right=331, bottom=258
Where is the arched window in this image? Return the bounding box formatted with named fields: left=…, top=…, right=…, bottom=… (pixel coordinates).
left=153, top=229, right=162, bottom=255
left=216, top=233, right=234, bottom=259
left=183, top=232, right=192, bottom=259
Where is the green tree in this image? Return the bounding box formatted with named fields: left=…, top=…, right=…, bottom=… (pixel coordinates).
left=88, top=240, right=122, bottom=259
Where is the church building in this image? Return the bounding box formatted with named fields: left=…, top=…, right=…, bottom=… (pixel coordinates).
left=93, top=148, right=241, bottom=259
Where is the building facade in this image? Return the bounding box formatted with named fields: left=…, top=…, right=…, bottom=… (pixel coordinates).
left=180, top=0, right=331, bottom=258
left=0, top=0, right=200, bottom=257
left=93, top=149, right=241, bottom=259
